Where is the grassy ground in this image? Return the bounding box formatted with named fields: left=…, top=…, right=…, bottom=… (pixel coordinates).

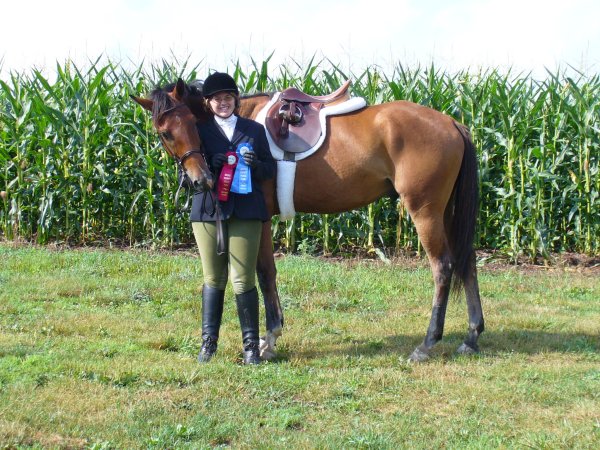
left=0, top=244, right=598, bottom=449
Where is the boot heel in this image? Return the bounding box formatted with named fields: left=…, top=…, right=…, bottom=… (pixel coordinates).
left=242, top=341, right=261, bottom=365
left=198, top=336, right=218, bottom=363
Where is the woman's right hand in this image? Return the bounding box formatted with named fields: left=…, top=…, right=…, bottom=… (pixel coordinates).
left=211, top=153, right=228, bottom=170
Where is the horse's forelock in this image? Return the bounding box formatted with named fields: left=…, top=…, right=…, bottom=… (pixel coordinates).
left=149, top=87, right=175, bottom=123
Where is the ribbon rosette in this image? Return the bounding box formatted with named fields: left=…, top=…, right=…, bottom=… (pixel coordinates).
left=230, top=143, right=253, bottom=194
left=217, top=152, right=238, bottom=201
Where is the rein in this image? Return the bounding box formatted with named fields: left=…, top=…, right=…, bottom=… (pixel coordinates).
left=200, top=189, right=227, bottom=256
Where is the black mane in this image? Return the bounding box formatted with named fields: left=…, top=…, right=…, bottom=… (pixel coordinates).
left=149, top=86, right=176, bottom=124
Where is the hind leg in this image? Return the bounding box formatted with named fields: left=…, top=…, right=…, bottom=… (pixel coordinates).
left=407, top=214, right=454, bottom=362
left=457, top=255, right=484, bottom=354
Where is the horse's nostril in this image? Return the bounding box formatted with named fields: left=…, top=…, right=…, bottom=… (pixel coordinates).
left=192, top=178, right=212, bottom=193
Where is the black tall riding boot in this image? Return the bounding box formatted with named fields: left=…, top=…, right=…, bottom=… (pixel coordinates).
left=198, top=284, right=225, bottom=363
left=235, top=287, right=262, bottom=365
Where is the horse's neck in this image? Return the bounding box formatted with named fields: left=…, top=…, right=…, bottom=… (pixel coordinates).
left=184, top=96, right=212, bottom=122
left=239, top=95, right=270, bottom=120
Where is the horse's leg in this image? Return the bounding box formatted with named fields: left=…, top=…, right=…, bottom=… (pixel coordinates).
left=407, top=213, right=454, bottom=362
left=457, top=256, right=484, bottom=354
left=256, top=220, right=283, bottom=360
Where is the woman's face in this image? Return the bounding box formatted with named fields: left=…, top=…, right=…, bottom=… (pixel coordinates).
left=208, top=92, right=236, bottom=118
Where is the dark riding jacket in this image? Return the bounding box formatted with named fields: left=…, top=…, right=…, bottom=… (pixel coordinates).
left=190, top=116, right=275, bottom=222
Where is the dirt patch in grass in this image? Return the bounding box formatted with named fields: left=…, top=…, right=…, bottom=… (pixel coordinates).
left=477, top=250, right=600, bottom=275
left=31, top=432, right=88, bottom=449
left=311, top=249, right=600, bottom=275
left=2, top=240, right=598, bottom=274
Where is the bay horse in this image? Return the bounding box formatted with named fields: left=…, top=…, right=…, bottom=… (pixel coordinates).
left=132, top=78, right=484, bottom=362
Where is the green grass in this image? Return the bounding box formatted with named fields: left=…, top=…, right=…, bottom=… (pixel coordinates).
left=1, top=244, right=599, bottom=448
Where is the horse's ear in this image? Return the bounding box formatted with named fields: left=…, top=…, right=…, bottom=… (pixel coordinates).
left=130, top=95, right=153, bottom=111
left=173, top=78, right=187, bottom=101
left=189, top=80, right=204, bottom=96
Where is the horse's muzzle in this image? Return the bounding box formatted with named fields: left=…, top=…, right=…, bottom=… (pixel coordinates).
left=193, top=173, right=214, bottom=192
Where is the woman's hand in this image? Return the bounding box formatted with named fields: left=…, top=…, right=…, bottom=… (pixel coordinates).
left=242, top=151, right=258, bottom=168
left=211, top=153, right=228, bottom=170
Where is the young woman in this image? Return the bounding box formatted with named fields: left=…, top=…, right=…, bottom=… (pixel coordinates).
left=192, top=72, right=275, bottom=365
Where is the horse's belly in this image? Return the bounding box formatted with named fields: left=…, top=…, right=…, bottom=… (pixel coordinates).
left=292, top=167, right=391, bottom=214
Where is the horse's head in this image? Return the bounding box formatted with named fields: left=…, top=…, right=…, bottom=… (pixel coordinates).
left=131, top=78, right=213, bottom=192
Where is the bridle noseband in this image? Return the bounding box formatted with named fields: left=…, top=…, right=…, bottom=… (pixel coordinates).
left=177, top=149, right=205, bottom=167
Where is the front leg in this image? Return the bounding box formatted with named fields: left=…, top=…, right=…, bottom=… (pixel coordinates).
left=257, top=220, right=283, bottom=359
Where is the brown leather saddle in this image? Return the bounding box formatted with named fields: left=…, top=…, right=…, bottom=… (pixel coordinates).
left=265, top=80, right=351, bottom=155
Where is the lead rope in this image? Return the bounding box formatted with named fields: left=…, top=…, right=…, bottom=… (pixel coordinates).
left=198, top=180, right=226, bottom=256
left=174, top=167, right=192, bottom=211
left=213, top=193, right=227, bottom=256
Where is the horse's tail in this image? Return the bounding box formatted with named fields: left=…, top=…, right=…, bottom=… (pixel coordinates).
left=449, top=122, right=479, bottom=293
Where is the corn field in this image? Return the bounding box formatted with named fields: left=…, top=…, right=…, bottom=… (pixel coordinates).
left=1, top=58, right=598, bottom=259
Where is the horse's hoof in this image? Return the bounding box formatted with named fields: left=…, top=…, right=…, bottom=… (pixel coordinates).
left=259, top=331, right=279, bottom=360
left=270, top=326, right=283, bottom=338
left=456, top=343, right=479, bottom=355
left=408, top=347, right=430, bottom=363
left=260, top=348, right=278, bottom=361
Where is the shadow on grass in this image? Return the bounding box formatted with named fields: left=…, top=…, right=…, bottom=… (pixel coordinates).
left=276, top=329, right=599, bottom=362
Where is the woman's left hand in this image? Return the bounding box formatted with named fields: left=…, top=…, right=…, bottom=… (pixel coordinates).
left=242, top=150, right=258, bottom=168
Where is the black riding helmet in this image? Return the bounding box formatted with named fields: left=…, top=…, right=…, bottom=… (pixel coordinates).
left=202, top=72, right=239, bottom=97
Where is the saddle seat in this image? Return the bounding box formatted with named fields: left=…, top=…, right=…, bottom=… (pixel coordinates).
left=265, top=80, right=352, bottom=154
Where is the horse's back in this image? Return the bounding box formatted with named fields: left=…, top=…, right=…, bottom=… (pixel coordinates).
left=374, top=100, right=461, bottom=144
left=330, top=99, right=464, bottom=158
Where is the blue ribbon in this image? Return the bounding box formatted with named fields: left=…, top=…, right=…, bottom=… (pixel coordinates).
left=231, top=143, right=253, bottom=194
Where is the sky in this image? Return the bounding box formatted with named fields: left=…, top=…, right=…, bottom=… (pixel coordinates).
left=1, top=0, right=599, bottom=79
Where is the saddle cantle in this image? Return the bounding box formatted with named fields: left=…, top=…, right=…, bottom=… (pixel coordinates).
left=264, top=80, right=352, bottom=154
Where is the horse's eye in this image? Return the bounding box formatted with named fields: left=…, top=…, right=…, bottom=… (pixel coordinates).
left=160, top=131, right=173, bottom=141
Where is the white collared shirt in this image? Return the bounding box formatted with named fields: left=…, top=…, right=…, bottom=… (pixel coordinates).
left=214, top=114, right=238, bottom=141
